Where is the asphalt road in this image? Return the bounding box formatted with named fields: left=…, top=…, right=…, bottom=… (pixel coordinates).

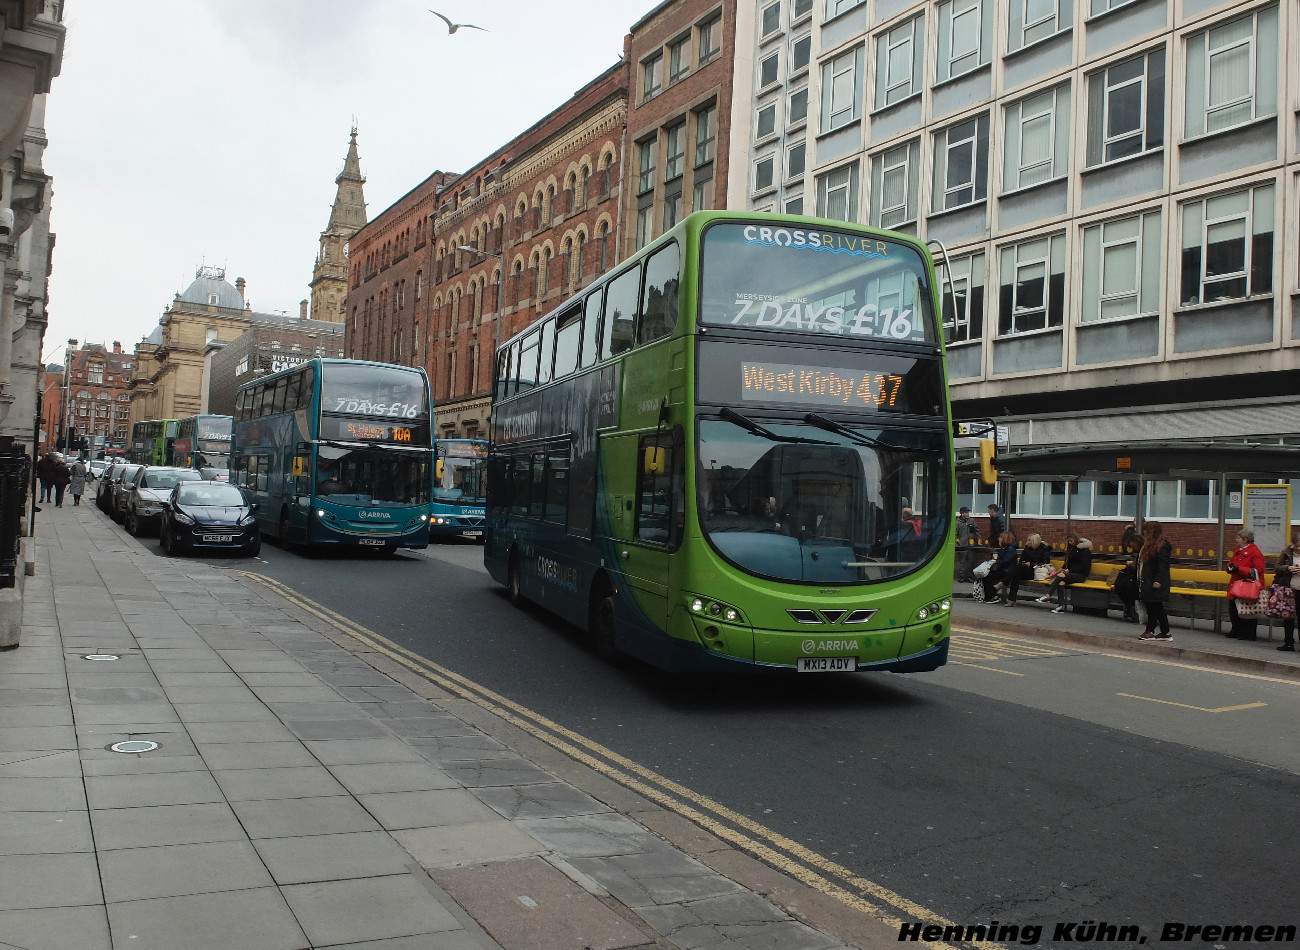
left=203, top=537, right=1300, bottom=940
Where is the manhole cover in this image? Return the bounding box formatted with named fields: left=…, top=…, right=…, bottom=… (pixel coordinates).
left=108, top=740, right=159, bottom=754
left=83, top=654, right=120, bottom=661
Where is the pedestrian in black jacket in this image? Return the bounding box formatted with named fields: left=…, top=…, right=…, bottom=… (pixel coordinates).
left=1037, top=534, right=1092, bottom=613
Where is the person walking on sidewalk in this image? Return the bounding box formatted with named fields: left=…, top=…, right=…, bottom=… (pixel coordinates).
left=954, top=506, right=980, bottom=582
left=1272, top=530, right=1300, bottom=652
left=1137, top=522, right=1173, bottom=641
left=68, top=457, right=87, bottom=506
left=36, top=451, right=55, bottom=503
left=1037, top=533, right=1092, bottom=614
left=1225, top=529, right=1266, bottom=641
left=49, top=453, right=71, bottom=508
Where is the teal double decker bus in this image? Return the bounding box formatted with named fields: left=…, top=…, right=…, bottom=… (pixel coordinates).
left=485, top=211, right=954, bottom=673
left=232, top=358, right=434, bottom=551
left=432, top=439, right=488, bottom=540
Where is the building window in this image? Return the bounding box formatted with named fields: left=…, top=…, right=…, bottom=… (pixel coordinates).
left=636, top=206, right=654, bottom=250
left=933, top=113, right=989, bottom=211
left=758, top=50, right=780, bottom=90
left=937, top=0, right=988, bottom=83
left=874, top=14, right=924, bottom=109
left=1089, top=0, right=1139, bottom=13
left=794, top=0, right=813, bottom=20
left=1184, top=7, right=1278, bottom=138
left=665, top=122, right=686, bottom=180
left=638, top=138, right=657, bottom=194
left=788, top=86, right=809, bottom=126
left=755, top=103, right=778, bottom=141
left=668, top=35, right=690, bottom=83
left=1086, top=49, right=1164, bottom=167
left=88, top=364, right=103, bottom=384
left=415, top=271, right=422, bottom=300
left=827, top=0, right=863, bottom=18
left=1081, top=211, right=1162, bottom=323
left=821, top=46, right=864, bottom=132
left=998, top=233, right=1066, bottom=335
left=694, top=105, right=716, bottom=166
left=786, top=142, right=806, bottom=181
left=1008, top=0, right=1071, bottom=54
left=642, top=52, right=663, bottom=101
left=206, top=328, right=218, bottom=344
left=784, top=195, right=805, bottom=214
left=693, top=176, right=715, bottom=211
left=1179, top=183, right=1274, bottom=306
left=698, top=15, right=721, bottom=64
left=816, top=162, right=859, bottom=222
left=754, top=155, right=776, bottom=194
left=870, top=140, right=919, bottom=229
left=208, top=293, right=220, bottom=305
left=942, top=251, right=986, bottom=343
left=664, top=190, right=684, bottom=230
left=761, top=1, right=781, bottom=38
left=790, top=34, right=811, bottom=74
left=1003, top=84, right=1071, bottom=191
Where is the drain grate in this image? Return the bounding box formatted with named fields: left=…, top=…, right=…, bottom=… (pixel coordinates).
left=108, top=740, right=159, bottom=754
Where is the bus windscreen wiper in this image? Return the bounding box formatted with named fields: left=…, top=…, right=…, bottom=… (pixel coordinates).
left=719, top=407, right=822, bottom=444
left=803, top=413, right=888, bottom=449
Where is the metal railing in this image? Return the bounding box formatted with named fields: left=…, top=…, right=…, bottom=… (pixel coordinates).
left=0, top=450, right=31, bottom=588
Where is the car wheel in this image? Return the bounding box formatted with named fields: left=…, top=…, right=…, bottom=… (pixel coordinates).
left=160, top=526, right=173, bottom=556
left=246, top=536, right=261, bottom=558
left=125, top=512, right=138, bottom=536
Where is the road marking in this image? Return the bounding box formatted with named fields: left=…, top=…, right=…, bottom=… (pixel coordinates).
left=1116, top=693, right=1268, bottom=713
left=951, top=662, right=1024, bottom=676
left=237, top=570, right=988, bottom=946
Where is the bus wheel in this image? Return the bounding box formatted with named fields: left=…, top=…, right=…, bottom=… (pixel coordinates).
left=591, top=590, right=621, bottom=664
left=507, top=552, right=525, bottom=607
left=278, top=511, right=293, bottom=549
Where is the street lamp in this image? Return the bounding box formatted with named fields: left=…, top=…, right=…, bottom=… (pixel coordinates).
left=458, top=245, right=505, bottom=399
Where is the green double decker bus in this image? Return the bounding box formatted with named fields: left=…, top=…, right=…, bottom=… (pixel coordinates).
left=485, top=211, right=954, bottom=673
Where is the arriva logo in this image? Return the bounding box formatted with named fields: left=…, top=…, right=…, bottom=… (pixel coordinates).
left=358, top=510, right=392, bottom=520
left=802, top=639, right=860, bottom=653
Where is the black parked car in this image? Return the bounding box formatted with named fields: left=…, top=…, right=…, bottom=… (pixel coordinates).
left=106, top=463, right=143, bottom=520
left=159, top=481, right=261, bottom=557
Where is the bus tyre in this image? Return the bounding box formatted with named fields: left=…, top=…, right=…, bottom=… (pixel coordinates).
left=278, top=511, right=293, bottom=550
left=591, top=592, right=622, bottom=665
left=507, top=553, right=525, bottom=607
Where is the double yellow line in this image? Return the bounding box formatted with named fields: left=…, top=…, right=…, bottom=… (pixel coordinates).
left=237, top=570, right=977, bottom=944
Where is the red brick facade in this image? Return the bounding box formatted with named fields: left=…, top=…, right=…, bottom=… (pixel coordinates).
left=345, top=63, right=627, bottom=437
left=45, top=342, right=134, bottom=455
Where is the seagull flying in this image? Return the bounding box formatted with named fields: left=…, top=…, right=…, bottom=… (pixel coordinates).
left=428, top=9, right=487, bottom=33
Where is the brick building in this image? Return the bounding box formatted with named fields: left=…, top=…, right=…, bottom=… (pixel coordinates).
left=623, top=0, right=735, bottom=256
left=38, top=363, right=60, bottom=454
left=345, top=62, right=627, bottom=438
left=50, top=341, right=134, bottom=455
left=205, top=314, right=345, bottom=417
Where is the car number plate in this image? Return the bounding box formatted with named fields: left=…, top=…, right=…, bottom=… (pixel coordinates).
left=359, top=538, right=386, bottom=546
left=202, top=535, right=234, bottom=543
left=797, top=656, right=856, bottom=672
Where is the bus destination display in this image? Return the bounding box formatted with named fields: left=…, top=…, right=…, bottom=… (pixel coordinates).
left=698, top=341, right=942, bottom=416
left=318, top=416, right=428, bottom=444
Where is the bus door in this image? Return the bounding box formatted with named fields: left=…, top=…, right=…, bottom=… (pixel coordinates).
left=290, top=443, right=313, bottom=520
left=617, top=428, right=684, bottom=648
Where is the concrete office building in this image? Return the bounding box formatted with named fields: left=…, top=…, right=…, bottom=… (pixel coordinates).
left=728, top=0, right=1300, bottom=544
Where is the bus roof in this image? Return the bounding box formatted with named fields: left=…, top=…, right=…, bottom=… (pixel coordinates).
left=234, top=357, right=430, bottom=392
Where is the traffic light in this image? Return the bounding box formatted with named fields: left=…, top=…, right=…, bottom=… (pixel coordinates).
left=978, top=439, right=998, bottom=486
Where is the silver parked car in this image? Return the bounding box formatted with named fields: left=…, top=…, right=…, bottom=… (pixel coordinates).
left=124, top=466, right=203, bottom=537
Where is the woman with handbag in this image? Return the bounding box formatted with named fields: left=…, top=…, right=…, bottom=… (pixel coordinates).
left=1270, top=531, right=1300, bottom=651
left=1137, top=522, right=1173, bottom=641
left=1004, top=533, right=1051, bottom=606
left=1036, top=533, right=1092, bottom=614
left=1225, top=529, right=1266, bottom=641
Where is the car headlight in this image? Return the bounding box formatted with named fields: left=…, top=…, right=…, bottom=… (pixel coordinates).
left=238, top=513, right=256, bottom=526
left=172, top=510, right=195, bottom=525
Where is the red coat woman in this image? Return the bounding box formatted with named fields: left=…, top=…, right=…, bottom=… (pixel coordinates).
left=1226, top=530, right=1266, bottom=641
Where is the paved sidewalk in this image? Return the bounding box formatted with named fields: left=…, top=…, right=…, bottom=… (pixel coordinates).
left=1, top=500, right=882, bottom=950
left=952, top=580, right=1300, bottom=680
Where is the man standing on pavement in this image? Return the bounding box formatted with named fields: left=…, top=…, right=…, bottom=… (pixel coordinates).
left=987, top=503, right=1005, bottom=544
left=955, top=506, right=980, bottom=581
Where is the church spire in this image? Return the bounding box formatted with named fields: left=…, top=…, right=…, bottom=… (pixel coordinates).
left=310, top=127, right=368, bottom=323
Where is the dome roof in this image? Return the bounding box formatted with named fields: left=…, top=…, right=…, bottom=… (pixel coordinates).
left=179, top=265, right=244, bottom=309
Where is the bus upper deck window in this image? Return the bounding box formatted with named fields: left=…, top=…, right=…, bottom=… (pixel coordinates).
left=603, top=266, right=641, bottom=357
left=581, top=291, right=603, bottom=367
left=638, top=242, right=680, bottom=346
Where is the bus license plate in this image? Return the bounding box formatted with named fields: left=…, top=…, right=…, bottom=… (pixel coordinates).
left=359, top=538, right=386, bottom=546
left=797, top=656, right=856, bottom=672
left=202, top=534, right=234, bottom=543
left=462, top=530, right=482, bottom=538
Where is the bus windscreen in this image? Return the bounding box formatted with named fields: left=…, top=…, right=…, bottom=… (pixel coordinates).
left=699, top=223, right=936, bottom=344
left=320, top=363, right=430, bottom=421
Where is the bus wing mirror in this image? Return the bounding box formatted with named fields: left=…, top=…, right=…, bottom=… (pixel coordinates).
left=978, top=439, right=998, bottom=486
left=643, top=446, right=666, bottom=476
left=292, top=457, right=304, bottom=477
left=435, top=460, right=444, bottom=480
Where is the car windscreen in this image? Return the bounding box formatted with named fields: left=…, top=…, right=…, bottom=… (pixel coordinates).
left=117, top=466, right=141, bottom=483
left=176, top=483, right=246, bottom=507
left=143, top=470, right=202, bottom=490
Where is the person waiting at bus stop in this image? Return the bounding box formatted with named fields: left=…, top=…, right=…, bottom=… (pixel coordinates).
left=981, top=531, right=1019, bottom=604
left=1036, top=533, right=1092, bottom=613
left=1003, top=533, right=1051, bottom=607
left=1137, top=522, right=1173, bottom=641
left=1272, top=530, right=1300, bottom=651
left=1225, top=529, right=1266, bottom=641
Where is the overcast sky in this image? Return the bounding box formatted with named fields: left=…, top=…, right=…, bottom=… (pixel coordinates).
left=42, top=0, right=656, bottom=363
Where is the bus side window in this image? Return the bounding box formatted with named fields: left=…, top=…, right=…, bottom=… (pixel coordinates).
left=252, top=386, right=265, bottom=418
left=509, top=454, right=531, bottom=516
left=553, top=307, right=581, bottom=379
left=506, top=341, right=521, bottom=398
left=639, top=242, right=680, bottom=346
left=602, top=266, right=641, bottom=357
left=543, top=447, right=569, bottom=526
left=284, top=375, right=302, bottom=411
left=495, top=349, right=512, bottom=401
left=272, top=377, right=288, bottom=414
left=537, top=320, right=556, bottom=387
left=299, top=367, right=315, bottom=408
left=581, top=290, right=603, bottom=367
left=235, top=390, right=247, bottom=420
left=517, top=332, right=540, bottom=392
left=529, top=453, right=546, bottom=519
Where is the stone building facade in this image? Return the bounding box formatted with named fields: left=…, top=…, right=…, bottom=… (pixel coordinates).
left=345, top=62, right=627, bottom=438
left=309, top=129, right=366, bottom=323
left=623, top=0, right=736, bottom=256
left=205, top=315, right=345, bottom=417
left=130, top=267, right=254, bottom=426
